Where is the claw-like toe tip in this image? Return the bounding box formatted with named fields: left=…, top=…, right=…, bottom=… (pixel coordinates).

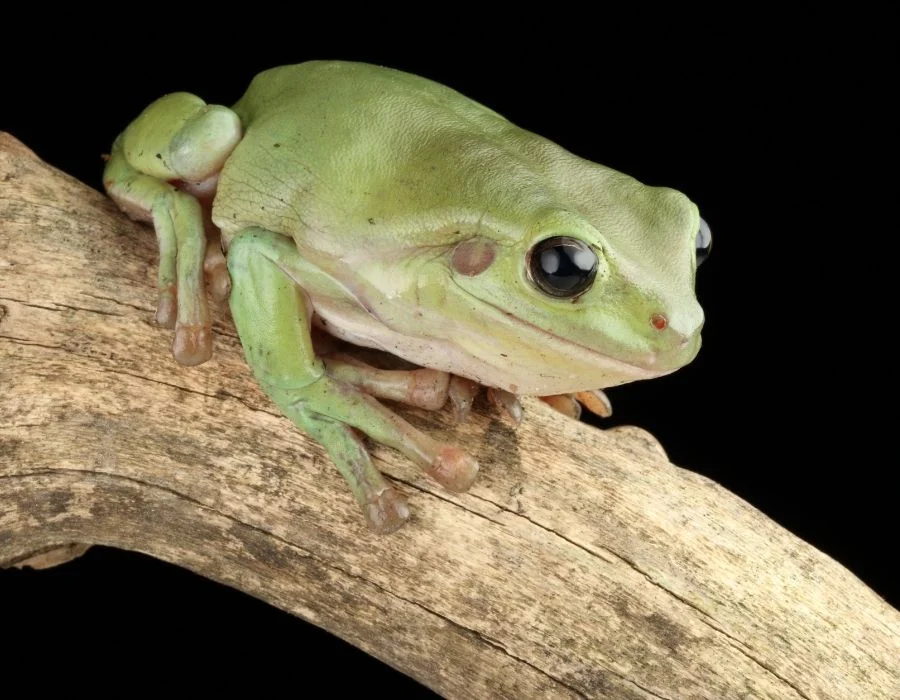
left=208, top=267, right=232, bottom=302
left=448, top=376, right=480, bottom=425
left=449, top=400, right=472, bottom=425
left=428, top=447, right=480, bottom=493
left=366, top=488, right=410, bottom=534
left=488, top=388, right=522, bottom=425
left=576, top=390, right=613, bottom=418
left=173, top=324, right=213, bottom=366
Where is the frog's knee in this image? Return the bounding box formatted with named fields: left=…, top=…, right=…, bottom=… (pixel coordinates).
left=121, top=92, right=241, bottom=182
left=169, top=105, right=242, bottom=181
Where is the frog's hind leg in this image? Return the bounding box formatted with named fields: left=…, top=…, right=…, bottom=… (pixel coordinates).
left=105, top=147, right=211, bottom=364
left=227, top=228, right=479, bottom=532
left=103, top=93, right=242, bottom=365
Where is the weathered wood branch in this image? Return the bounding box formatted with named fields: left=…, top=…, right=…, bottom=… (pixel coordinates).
left=1, top=132, right=896, bottom=699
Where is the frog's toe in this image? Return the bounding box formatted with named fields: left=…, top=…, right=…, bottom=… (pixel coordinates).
left=204, top=240, right=232, bottom=302
left=156, top=286, right=177, bottom=329
left=487, top=388, right=523, bottom=425
left=426, top=446, right=479, bottom=493
left=575, top=389, right=613, bottom=418
left=207, top=266, right=232, bottom=302
left=541, top=394, right=583, bottom=420
left=173, top=323, right=213, bottom=366
left=365, top=486, right=411, bottom=534
left=448, top=376, right=480, bottom=424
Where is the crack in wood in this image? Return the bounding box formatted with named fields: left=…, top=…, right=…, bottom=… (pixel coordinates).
left=1, top=467, right=583, bottom=695
left=0, top=295, right=119, bottom=317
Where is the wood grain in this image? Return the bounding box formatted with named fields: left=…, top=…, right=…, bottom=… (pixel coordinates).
left=1, top=132, right=897, bottom=699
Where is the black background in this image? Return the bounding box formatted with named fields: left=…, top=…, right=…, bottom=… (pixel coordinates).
left=2, top=14, right=894, bottom=694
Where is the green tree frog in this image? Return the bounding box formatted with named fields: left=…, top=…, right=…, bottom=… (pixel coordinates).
left=103, top=61, right=710, bottom=533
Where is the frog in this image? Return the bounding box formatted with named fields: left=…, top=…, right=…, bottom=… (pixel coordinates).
left=103, top=60, right=710, bottom=533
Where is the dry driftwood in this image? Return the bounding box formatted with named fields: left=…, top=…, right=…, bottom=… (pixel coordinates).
left=1, top=132, right=897, bottom=699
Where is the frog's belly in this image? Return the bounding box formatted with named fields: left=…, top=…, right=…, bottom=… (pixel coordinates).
left=310, top=297, right=661, bottom=396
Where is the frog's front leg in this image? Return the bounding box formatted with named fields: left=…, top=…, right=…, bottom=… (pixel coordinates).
left=103, top=93, right=242, bottom=365
left=227, top=228, right=479, bottom=532
left=316, top=348, right=481, bottom=422
left=322, top=353, right=451, bottom=410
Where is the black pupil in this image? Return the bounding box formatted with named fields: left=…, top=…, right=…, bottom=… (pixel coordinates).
left=531, top=238, right=597, bottom=296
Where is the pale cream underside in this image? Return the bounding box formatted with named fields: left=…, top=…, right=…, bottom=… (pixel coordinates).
left=310, top=297, right=667, bottom=396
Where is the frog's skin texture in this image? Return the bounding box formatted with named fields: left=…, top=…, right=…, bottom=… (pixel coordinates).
left=104, top=61, right=707, bottom=533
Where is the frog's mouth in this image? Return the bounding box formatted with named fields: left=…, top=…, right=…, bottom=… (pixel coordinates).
left=473, top=294, right=678, bottom=382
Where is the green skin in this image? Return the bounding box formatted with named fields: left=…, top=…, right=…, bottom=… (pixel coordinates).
left=104, top=61, right=705, bottom=533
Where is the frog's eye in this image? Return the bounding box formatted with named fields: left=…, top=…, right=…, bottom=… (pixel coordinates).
left=696, top=217, right=712, bottom=266
left=527, top=236, right=598, bottom=298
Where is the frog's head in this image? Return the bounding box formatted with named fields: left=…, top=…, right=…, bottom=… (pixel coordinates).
left=443, top=184, right=709, bottom=395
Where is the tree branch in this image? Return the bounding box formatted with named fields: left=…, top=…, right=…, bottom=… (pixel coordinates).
left=1, top=132, right=896, bottom=699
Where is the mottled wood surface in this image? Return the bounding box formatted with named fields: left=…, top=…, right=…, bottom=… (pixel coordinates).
left=1, top=132, right=897, bottom=699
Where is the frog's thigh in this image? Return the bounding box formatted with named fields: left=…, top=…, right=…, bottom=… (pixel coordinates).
left=226, top=228, right=479, bottom=497
left=103, top=148, right=211, bottom=365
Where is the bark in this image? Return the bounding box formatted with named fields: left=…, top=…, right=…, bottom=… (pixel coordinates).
left=1, top=132, right=897, bottom=699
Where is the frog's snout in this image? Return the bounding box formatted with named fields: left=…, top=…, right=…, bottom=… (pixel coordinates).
left=650, top=311, right=704, bottom=342
left=645, top=306, right=704, bottom=370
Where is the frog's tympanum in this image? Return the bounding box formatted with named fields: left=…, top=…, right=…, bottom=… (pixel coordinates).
left=104, top=61, right=710, bottom=532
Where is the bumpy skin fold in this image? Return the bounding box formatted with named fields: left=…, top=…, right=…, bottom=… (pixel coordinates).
left=103, top=61, right=705, bottom=530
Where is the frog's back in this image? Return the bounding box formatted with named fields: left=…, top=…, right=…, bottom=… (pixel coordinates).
left=232, top=61, right=506, bottom=131
left=214, top=61, right=673, bottom=273
left=214, top=61, right=523, bottom=246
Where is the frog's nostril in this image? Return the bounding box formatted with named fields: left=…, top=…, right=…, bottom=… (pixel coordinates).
left=650, top=313, right=668, bottom=331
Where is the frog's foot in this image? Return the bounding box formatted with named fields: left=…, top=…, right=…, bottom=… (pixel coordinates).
left=300, top=413, right=409, bottom=533
left=227, top=228, right=479, bottom=531
left=488, top=388, right=523, bottom=424
left=317, top=379, right=480, bottom=493
left=266, top=373, right=479, bottom=497
left=323, top=353, right=450, bottom=410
